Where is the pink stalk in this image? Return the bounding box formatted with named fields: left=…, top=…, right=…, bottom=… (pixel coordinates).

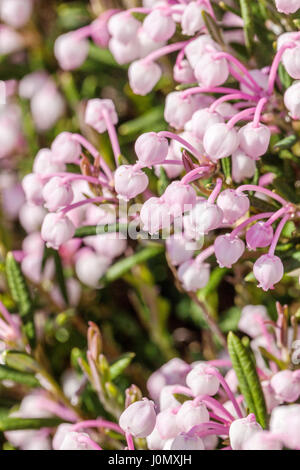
left=264, top=206, right=290, bottom=227
left=72, top=25, right=94, bottom=41
left=195, top=245, right=215, bottom=265
left=208, top=178, right=223, bottom=203
left=206, top=368, right=243, bottom=419
left=71, top=133, right=113, bottom=181
left=77, top=434, right=103, bottom=450
left=198, top=395, right=235, bottom=422
left=41, top=172, right=109, bottom=188
left=125, top=432, right=135, bottom=450
left=189, top=422, right=229, bottom=437
left=142, top=41, right=190, bottom=65
left=158, top=131, right=206, bottom=162
left=253, top=314, right=278, bottom=374
left=230, top=212, right=274, bottom=238
left=206, top=359, right=232, bottom=368
left=0, top=299, right=20, bottom=335
left=181, top=165, right=211, bottom=185
left=253, top=97, right=268, bottom=127
left=171, top=385, right=194, bottom=397
left=267, top=42, right=297, bottom=95
left=226, top=107, right=256, bottom=129
left=208, top=411, right=230, bottom=424
left=213, top=52, right=261, bottom=92
left=72, top=419, right=124, bottom=435
left=268, top=214, right=290, bottom=256
left=181, top=86, right=252, bottom=99
left=37, top=397, right=78, bottom=423
left=102, top=109, right=121, bottom=165
left=236, top=184, right=288, bottom=206
left=175, top=46, right=187, bottom=70
left=61, top=196, right=118, bottom=215
left=228, top=65, right=258, bottom=94
left=209, top=92, right=257, bottom=113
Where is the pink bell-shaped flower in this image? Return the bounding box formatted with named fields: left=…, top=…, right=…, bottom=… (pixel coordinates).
left=246, top=222, right=274, bottom=250
left=181, top=2, right=206, bottom=36
left=171, top=433, right=205, bottom=450
left=114, top=165, right=149, bottom=201
left=176, top=400, right=209, bottom=433
left=177, top=259, right=210, bottom=292
left=270, top=404, right=300, bottom=449
left=54, top=33, right=89, bottom=71
left=238, top=123, right=271, bottom=160
left=42, top=177, right=74, bottom=212
left=270, top=370, right=300, bottom=403
left=108, top=12, right=141, bottom=45
left=187, top=200, right=223, bottom=237
left=41, top=213, right=75, bottom=250
left=242, top=431, right=283, bottom=450
left=216, top=189, right=250, bottom=224
left=166, top=235, right=194, bottom=266
left=33, top=148, right=65, bottom=175
left=232, top=149, right=256, bottom=183
left=203, top=123, right=239, bottom=161
left=229, top=414, right=262, bottom=450
left=214, top=234, right=245, bottom=268
left=173, top=60, right=196, bottom=84
left=51, top=132, right=81, bottom=164
left=195, top=53, right=229, bottom=88
left=163, top=181, right=197, bottom=217
left=75, top=248, right=111, bottom=288
left=164, top=92, right=197, bottom=130
left=128, top=60, right=162, bottom=96
left=238, top=304, right=269, bottom=338
left=30, top=82, right=65, bottom=132
left=275, top=0, right=300, bottom=13
left=156, top=408, right=180, bottom=439
left=284, top=82, right=300, bottom=119
left=186, top=364, right=220, bottom=396
left=253, top=254, right=284, bottom=291
left=85, top=98, right=118, bottom=133
left=59, top=431, right=95, bottom=450
left=191, top=108, right=224, bottom=140
left=143, top=10, right=176, bottom=43
left=0, top=0, right=32, bottom=29
left=108, top=37, right=140, bottom=65
left=22, top=173, right=44, bottom=206
left=140, top=197, right=171, bottom=234
left=135, top=132, right=168, bottom=166
left=119, top=398, right=156, bottom=438
left=185, top=35, right=220, bottom=69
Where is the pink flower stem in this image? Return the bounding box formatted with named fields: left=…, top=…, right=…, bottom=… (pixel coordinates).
left=181, top=165, right=211, bottom=185
left=198, top=395, right=235, bottom=422
left=60, top=197, right=118, bottom=215
left=77, top=434, right=103, bottom=450
left=0, top=299, right=20, bottom=335
left=158, top=131, right=206, bottom=163
left=213, top=52, right=261, bottom=92
left=209, top=93, right=258, bottom=113
left=209, top=411, right=230, bottom=424
left=268, top=214, right=290, bottom=256
left=181, top=86, right=251, bottom=99
left=267, top=42, right=297, bottom=95
left=72, top=25, right=94, bottom=41
left=226, top=107, right=256, bottom=129
left=175, top=46, right=187, bottom=69
left=72, top=419, right=124, bottom=435
left=207, top=359, right=232, bottom=368
left=71, top=133, right=113, bottom=181
left=236, top=184, right=288, bottom=206
left=253, top=97, right=268, bottom=127
left=142, top=41, right=190, bottom=65
left=125, top=432, right=135, bottom=450
left=230, top=212, right=274, bottom=238
left=102, top=109, right=121, bottom=166
left=208, top=369, right=243, bottom=419
left=38, top=397, right=78, bottom=423
left=189, top=422, right=229, bottom=437
left=41, top=172, right=110, bottom=188
left=264, top=206, right=291, bottom=226
left=195, top=245, right=215, bottom=265
left=171, top=385, right=194, bottom=397
left=208, top=177, right=223, bottom=203
left=228, top=65, right=258, bottom=94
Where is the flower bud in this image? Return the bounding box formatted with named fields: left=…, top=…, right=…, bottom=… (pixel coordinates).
left=75, top=248, right=111, bottom=288
left=138, top=29, right=164, bottom=58
left=176, top=400, right=209, bottom=432
left=284, top=82, right=300, bottom=119
left=22, top=173, right=44, bottom=206
left=42, top=177, right=74, bottom=212
left=164, top=92, right=197, bottom=130
left=246, top=222, right=274, bottom=250
left=140, top=197, right=171, bottom=234
left=109, top=37, right=140, bottom=65
left=275, top=0, right=300, bottom=14
left=85, top=99, right=118, bottom=133
left=31, top=82, right=65, bottom=131
left=19, top=71, right=49, bottom=99
left=128, top=60, right=161, bottom=96
left=229, top=415, right=262, bottom=450
left=185, top=35, right=220, bottom=69
left=41, top=213, right=75, bottom=250
left=181, top=2, right=205, bottom=36
left=51, top=132, right=81, bottom=164
left=163, top=182, right=197, bottom=217
left=173, top=60, right=196, bottom=84
left=33, top=148, right=66, bottom=174
left=143, top=10, right=176, bottom=42
left=195, top=53, right=229, bottom=88
left=191, top=108, right=224, bottom=140
left=270, top=404, right=300, bottom=449
left=21, top=252, right=54, bottom=284
left=159, top=385, right=182, bottom=411
left=0, top=25, right=23, bottom=55
left=166, top=235, right=194, bottom=266
left=178, top=260, right=210, bottom=292
left=186, top=364, right=220, bottom=396
left=270, top=370, right=300, bottom=403
left=187, top=200, right=223, bottom=237
left=281, top=45, right=300, bottom=80
left=108, top=12, right=141, bottom=45
left=54, top=33, right=89, bottom=70
left=238, top=305, right=268, bottom=338
left=203, top=123, right=239, bottom=161
left=0, top=0, right=32, bottom=29
left=232, top=149, right=256, bottom=183
left=214, top=235, right=245, bottom=268
left=53, top=424, right=73, bottom=450
left=253, top=254, right=284, bottom=291
left=19, top=203, right=46, bottom=233
left=119, top=398, right=156, bottom=438
left=146, top=426, right=166, bottom=450
left=135, top=132, right=168, bottom=166
left=217, top=189, right=250, bottom=224
left=85, top=233, right=127, bottom=259
left=238, top=123, right=271, bottom=160
left=156, top=408, right=180, bottom=439
left=114, top=165, right=149, bottom=201
left=171, top=432, right=205, bottom=450
left=59, top=431, right=96, bottom=450
left=242, top=431, right=283, bottom=450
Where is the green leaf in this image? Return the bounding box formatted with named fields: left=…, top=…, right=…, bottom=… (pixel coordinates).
left=157, top=167, right=170, bottom=196
left=52, top=250, right=69, bottom=305
left=0, top=365, right=39, bottom=387
left=110, top=353, right=135, bottom=380
left=5, top=253, right=36, bottom=348
left=118, top=106, right=164, bottom=136
left=278, top=63, right=293, bottom=90
left=74, top=223, right=128, bottom=238
left=273, top=176, right=299, bottom=203
left=2, top=351, right=40, bottom=374
left=0, top=417, right=63, bottom=431
left=173, top=393, right=191, bottom=404
left=202, top=11, right=224, bottom=46
left=103, top=245, right=164, bottom=283
left=227, top=332, right=267, bottom=428
left=273, top=135, right=297, bottom=150
left=239, top=0, right=255, bottom=55
left=221, top=157, right=232, bottom=184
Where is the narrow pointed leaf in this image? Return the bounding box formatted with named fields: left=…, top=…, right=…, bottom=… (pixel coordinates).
left=0, top=417, right=63, bottom=431
left=110, top=353, right=135, bottom=380
left=0, top=365, right=39, bottom=387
